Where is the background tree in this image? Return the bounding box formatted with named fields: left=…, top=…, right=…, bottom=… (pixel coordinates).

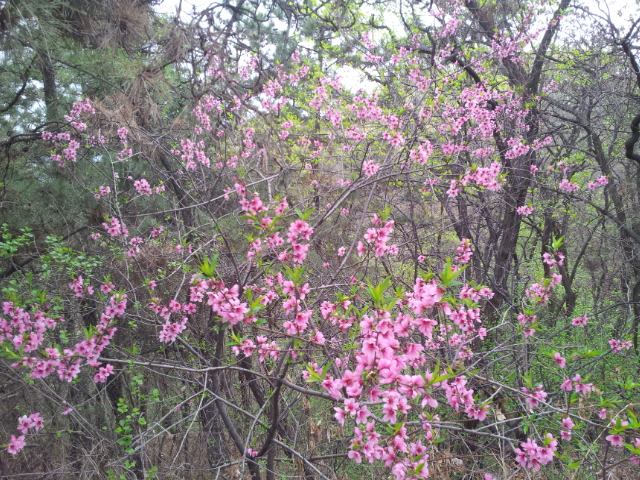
left=1, top=1, right=640, bottom=479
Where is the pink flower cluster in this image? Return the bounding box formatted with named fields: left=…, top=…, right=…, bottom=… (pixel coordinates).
left=542, top=251, right=564, bottom=268
left=159, top=317, right=187, bottom=343
left=102, top=217, right=128, bottom=237
left=553, top=352, right=566, bottom=368
left=234, top=190, right=311, bottom=264
left=68, top=275, right=94, bottom=297
left=282, top=219, right=314, bottom=264
left=358, top=215, right=397, bottom=257
left=239, top=192, right=268, bottom=218
left=5, top=295, right=120, bottom=384
left=6, top=434, right=26, bottom=455
left=361, top=32, right=375, bottom=50
left=408, top=278, right=443, bottom=315
left=516, top=313, right=536, bottom=336
left=16, top=413, right=44, bottom=435
left=41, top=132, right=79, bottom=167
left=442, top=376, right=486, bottom=420
left=232, top=338, right=256, bottom=356
left=571, top=315, right=588, bottom=326
left=409, top=142, right=433, bottom=165
left=256, top=335, right=280, bottom=362
left=171, top=138, right=211, bottom=170
left=531, top=136, right=553, bottom=151
left=608, top=338, right=632, bottom=353
left=505, top=137, right=530, bottom=159
left=42, top=99, right=99, bottom=166
left=134, top=178, right=152, bottom=196
left=514, top=434, right=557, bottom=470
left=94, top=363, right=114, bottom=383
left=6, top=412, right=44, bottom=455
left=560, top=417, right=575, bottom=440
left=293, top=241, right=502, bottom=474
left=560, top=374, right=593, bottom=394
left=64, top=98, right=94, bottom=131
left=363, top=160, right=380, bottom=177
left=521, top=385, right=548, bottom=409
left=94, top=185, right=111, bottom=199
left=446, top=180, right=461, bottom=197
left=348, top=92, right=383, bottom=122
left=1, top=303, right=57, bottom=351
left=193, top=94, right=222, bottom=133
left=559, top=179, right=579, bottom=192
left=517, top=205, right=534, bottom=216
left=454, top=238, right=473, bottom=264
left=587, top=175, right=608, bottom=190
left=317, top=278, right=495, bottom=475
left=461, top=162, right=502, bottom=191
left=382, top=130, right=405, bottom=148
left=127, top=236, right=143, bottom=257
left=525, top=274, right=561, bottom=306
left=148, top=300, right=196, bottom=342
left=207, top=284, right=250, bottom=326
left=283, top=310, right=312, bottom=336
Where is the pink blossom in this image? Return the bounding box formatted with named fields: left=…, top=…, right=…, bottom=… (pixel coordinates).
left=605, top=434, right=623, bottom=447
left=28, top=413, right=43, bottom=431
left=134, top=178, right=153, bottom=196
left=571, top=315, right=588, bottom=326
left=517, top=205, right=534, bottom=216
left=553, top=352, right=566, bottom=368
left=17, top=415, right=35, bottom=434
left=7, top=435, right=26, bottom=455
left=562, top=417, right=574, bottom=430
left=559, top=179, right=579, bottom=192
left=334, top=407, right=345, bottom=426
left=608, top=338, right=632, bottom=353
left=447, top=180, right=461, bottom=197
left=246, top=448, right=258, bottom=457
left=362, top=160, right=380, bottom=176
left=588, top=175, right=608, bottom=189
left=454, top=238, right=473, bottom=264
left=93, top=363, right=114, bottom=383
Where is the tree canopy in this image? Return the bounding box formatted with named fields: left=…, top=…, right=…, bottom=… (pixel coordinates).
left=1, top=0, right=640, bottom=479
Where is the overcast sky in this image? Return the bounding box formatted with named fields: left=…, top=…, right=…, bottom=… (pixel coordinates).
left=154, top=0, right=637, bottom=23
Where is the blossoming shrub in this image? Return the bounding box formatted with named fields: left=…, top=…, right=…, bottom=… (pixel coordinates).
left=1, top=0, right=639, bottom=478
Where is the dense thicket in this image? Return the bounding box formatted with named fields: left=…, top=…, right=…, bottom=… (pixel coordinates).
left=1, top=1, right=640, bottom=479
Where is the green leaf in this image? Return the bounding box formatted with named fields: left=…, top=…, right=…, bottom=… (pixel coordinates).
left=441, top=258, right=465, bottom=288
left=197, top=254, right=218, bottom=278
left=551, top=235, right=564, bottom=251
left=430, top=373, right=456, bottom=385
left=283, top=266, right=305, bottom=285
left=305, top=365, right=323, bottom=382
left=294, top=207, right=315, bottom=221
left=365, top=277, right=392, bottom=307
left=624, top=377, right=640, bottom=391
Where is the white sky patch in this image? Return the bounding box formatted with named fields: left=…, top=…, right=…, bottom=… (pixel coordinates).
left=153, top=0, right=638, bottom=94
left=154, top=0, right=637, bottom=21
